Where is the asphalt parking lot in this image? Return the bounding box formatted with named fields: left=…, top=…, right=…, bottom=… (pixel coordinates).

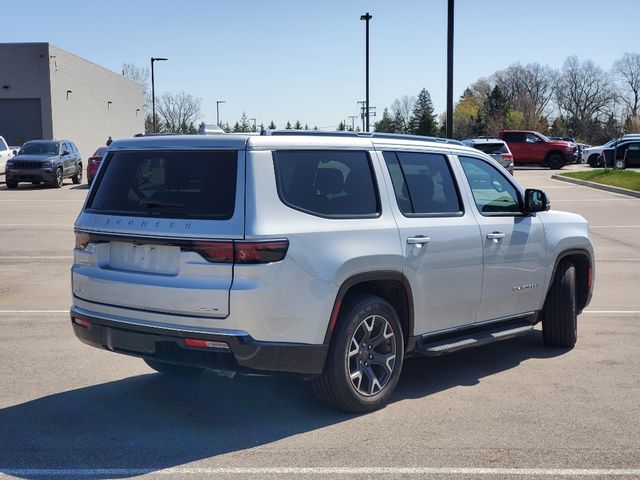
left=0, top=165, right=639, bottom=480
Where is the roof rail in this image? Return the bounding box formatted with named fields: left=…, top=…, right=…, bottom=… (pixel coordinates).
left=263, top=130, right=464, bottom=145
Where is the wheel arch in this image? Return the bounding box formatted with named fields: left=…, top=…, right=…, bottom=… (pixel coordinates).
left=545, top=149, right=567, bottom=164
left=323, top=271, right=414, bottom=349
left=548, top=249, right=593, bottom=313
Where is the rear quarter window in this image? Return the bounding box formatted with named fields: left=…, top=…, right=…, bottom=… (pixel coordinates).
left=273, top=150, right=380, bottom=218
left=87, top=150, right=238, bottom=220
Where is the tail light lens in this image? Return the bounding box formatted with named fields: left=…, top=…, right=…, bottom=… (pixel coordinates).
left=191, top=241, right=234, bottom=263
left=235, top=240, right=289, bottom=264
left=503, top=153, right=513, bottom=160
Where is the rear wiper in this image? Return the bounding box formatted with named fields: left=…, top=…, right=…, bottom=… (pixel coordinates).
left=139, top=199, right=186, bottom=209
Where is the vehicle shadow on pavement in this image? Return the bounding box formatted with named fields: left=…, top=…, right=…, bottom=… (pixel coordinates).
left=396, top=330, right=568, bottom=400
left=0, top=331, right=567, bottom=478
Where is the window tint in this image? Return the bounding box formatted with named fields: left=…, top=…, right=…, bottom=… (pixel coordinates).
left=0, top=138, right=7, bottom=151
left=383, top=151, right=462, bottom=216
left=87, top=150, right=238, bottom=220
left=503, top=132, right=525, bottom=142
left=525, top=133, right=539, bottom=144
left=473, top=142, right=508, bottom=155
left=459, top=156, right=521, bottom=215
left=274, top=150, right=379, bottom=217
left=628, top=143, right=640, bottom=151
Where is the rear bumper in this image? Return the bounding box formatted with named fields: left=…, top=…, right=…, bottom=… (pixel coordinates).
left=70, top=306, right=328, bottom=376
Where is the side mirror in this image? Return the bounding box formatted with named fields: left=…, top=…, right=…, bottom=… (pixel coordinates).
left=12, top=150, right=17, bottom=155
left=62, top=150, right=70, bottom=156
left=524, top=189, right=549, bottom=213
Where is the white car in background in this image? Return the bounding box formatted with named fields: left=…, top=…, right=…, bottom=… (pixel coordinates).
left=582, top=140, right=616, bottom=166
left=0, top=136, right=17, bottom=177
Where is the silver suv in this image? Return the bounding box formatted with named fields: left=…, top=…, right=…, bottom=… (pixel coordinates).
left=71, top=132, right=594, bottom=412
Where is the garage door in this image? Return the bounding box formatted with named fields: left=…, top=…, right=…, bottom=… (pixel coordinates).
left=0, top=98, right=43, bottom=146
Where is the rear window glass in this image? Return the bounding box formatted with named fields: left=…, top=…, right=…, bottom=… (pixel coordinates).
left=87, top=150, right=237, bottom=220
left=474, top=143, right=508, bottom=155
left=274, top=150, right=379, bottom=217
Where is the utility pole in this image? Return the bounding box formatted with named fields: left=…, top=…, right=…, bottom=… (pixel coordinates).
left=360, top=12, right=372, bottom=132
left=348, top=115, right=358, bottom=131
left=216, top=100, right=226, bottom=126
left=357, top=101, right=367, bottom=131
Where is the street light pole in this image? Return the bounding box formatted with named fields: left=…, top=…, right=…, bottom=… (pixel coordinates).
left=360, top=12, right=372, bottom=132
left=216, top=100, right=226, bottom=126
left=446, top=0, right=454, bottom=138
left=151, top=57, right=168, bottom=133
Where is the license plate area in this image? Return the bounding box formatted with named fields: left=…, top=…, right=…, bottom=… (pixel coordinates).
left=108, top=241, right=180, bottom=275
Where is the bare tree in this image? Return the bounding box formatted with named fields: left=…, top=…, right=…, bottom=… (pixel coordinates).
left=156, top=91, right=202, bottom=133
left=612, top=53, right=640, bottom=117
left=390, top=95, right=416, bottom=133
left=494, top=63, right=557, bottom=129
left=555, top=56, right=614, bottom=140
left=122, top=63, right=151, bottom=111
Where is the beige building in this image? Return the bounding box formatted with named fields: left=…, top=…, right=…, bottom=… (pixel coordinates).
left=0, top=42, right=144, bottom=158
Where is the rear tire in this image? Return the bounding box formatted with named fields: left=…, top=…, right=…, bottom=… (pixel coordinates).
left=72, top=164, right=82, bottom=184
left=144, top=358, right=204, bottom=376
left=614, top=157, right=626, bottom=170
left=312, top=294, right=404, bottom=413
left=6, top=180, right=18, bottom=189
left=547, top=153, right=565, bottom=170
left=542, top=261, right=577, bottom=348
left=587, top=154, right=599, bottom=167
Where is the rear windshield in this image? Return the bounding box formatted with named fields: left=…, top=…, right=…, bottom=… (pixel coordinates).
left=474, top=143, right=509, bottom=155
left=87, top=150, right=237, bottom=220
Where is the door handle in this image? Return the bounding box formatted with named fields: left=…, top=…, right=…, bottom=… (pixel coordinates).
left=486, top=232, right=505, bottom=243
left=407, top=236, right=431, bottom=247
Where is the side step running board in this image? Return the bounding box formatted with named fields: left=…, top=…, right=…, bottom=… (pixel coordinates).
left=416, top=321, right=534, bottom=356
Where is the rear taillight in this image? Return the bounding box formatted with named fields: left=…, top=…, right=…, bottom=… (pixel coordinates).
left=191, top=241, right=234, bottom=263
left=73, top=317, right=90, bottom=328
left=189, top=240, right=288, bottom=264
left=88, top=156, right=102, bottom=165
left=234, top=241, right=289, bottom=264
left=503, top=153, right=513, bottom=160
left=75, top=231, right=91, bottom=250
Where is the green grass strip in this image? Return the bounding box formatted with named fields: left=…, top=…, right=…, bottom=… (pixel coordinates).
left=560, top=169, right=640, bottom=192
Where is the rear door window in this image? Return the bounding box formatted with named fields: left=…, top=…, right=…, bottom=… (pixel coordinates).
left=503, top=132, right=525, bottom=142
left=383, top=151, right=462, bottom=216
left=87, top=150, right=238, bottom=220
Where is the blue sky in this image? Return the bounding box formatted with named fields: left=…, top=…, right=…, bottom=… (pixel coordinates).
left=3, top=0, right=638, bottom=129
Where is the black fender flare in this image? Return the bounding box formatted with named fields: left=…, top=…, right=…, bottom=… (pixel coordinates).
left=322, top=270, right=415, bottom=346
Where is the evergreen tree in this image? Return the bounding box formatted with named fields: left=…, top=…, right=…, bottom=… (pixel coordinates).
left=268, top=120, right=277, bottom=129
left=313, top=126, right=319, bottom=130
left=304, top=124, right=309, bottom=130
left=337, top=121, right=346, bottom=131
left=294, top=120, right=303, bottom=129
left=232, top=121, right=241, bottom=132
left=409, top=88, right=437, bottom=136
left=374, top=108, right=395, bottom=133
left=238, top=112, right=251, bottom=132
left=286, top=121, right=292, bottom=129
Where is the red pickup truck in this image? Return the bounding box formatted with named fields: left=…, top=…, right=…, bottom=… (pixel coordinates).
left=499, top=130, right=578, bottom=169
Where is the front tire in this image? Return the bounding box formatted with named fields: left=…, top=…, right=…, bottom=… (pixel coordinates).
left=144, top=358, right=204, bottom=376
left=72, top=164, right=82, bottom=184
left=312, top=294, right=404, bottom=413
left=547, top=153, right=565, bottom=170
left=587, top=154, right=599, bottom=167
left=53, top=168, right=63, bottom=188
left=542, top=261, right=577, bottom=348
left=614, top=157, right=626, bottom=170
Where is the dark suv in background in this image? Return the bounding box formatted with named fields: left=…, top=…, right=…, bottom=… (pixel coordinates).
left=5, top=140, right=82, bottom=189
left=499, top=130, right=578, bottom=169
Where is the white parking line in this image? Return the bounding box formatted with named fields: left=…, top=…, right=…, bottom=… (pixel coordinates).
left=0, top=467, right=639, bottom=477
left=0, top=256, right=73, bottom=259
left=591, top=225, right=640, bottom=228
left=0, top=224, right=70, bottom=227
left=0, top=310, right=68, bottom=314
left=583, top=311, right=640, bottom=314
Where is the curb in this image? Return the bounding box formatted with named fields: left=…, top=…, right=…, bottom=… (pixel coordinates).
left=551, top=174, right=640, bottom=199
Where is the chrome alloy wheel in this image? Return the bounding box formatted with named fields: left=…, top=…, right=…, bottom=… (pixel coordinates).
left=347, top=314, right=397, bottom=397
